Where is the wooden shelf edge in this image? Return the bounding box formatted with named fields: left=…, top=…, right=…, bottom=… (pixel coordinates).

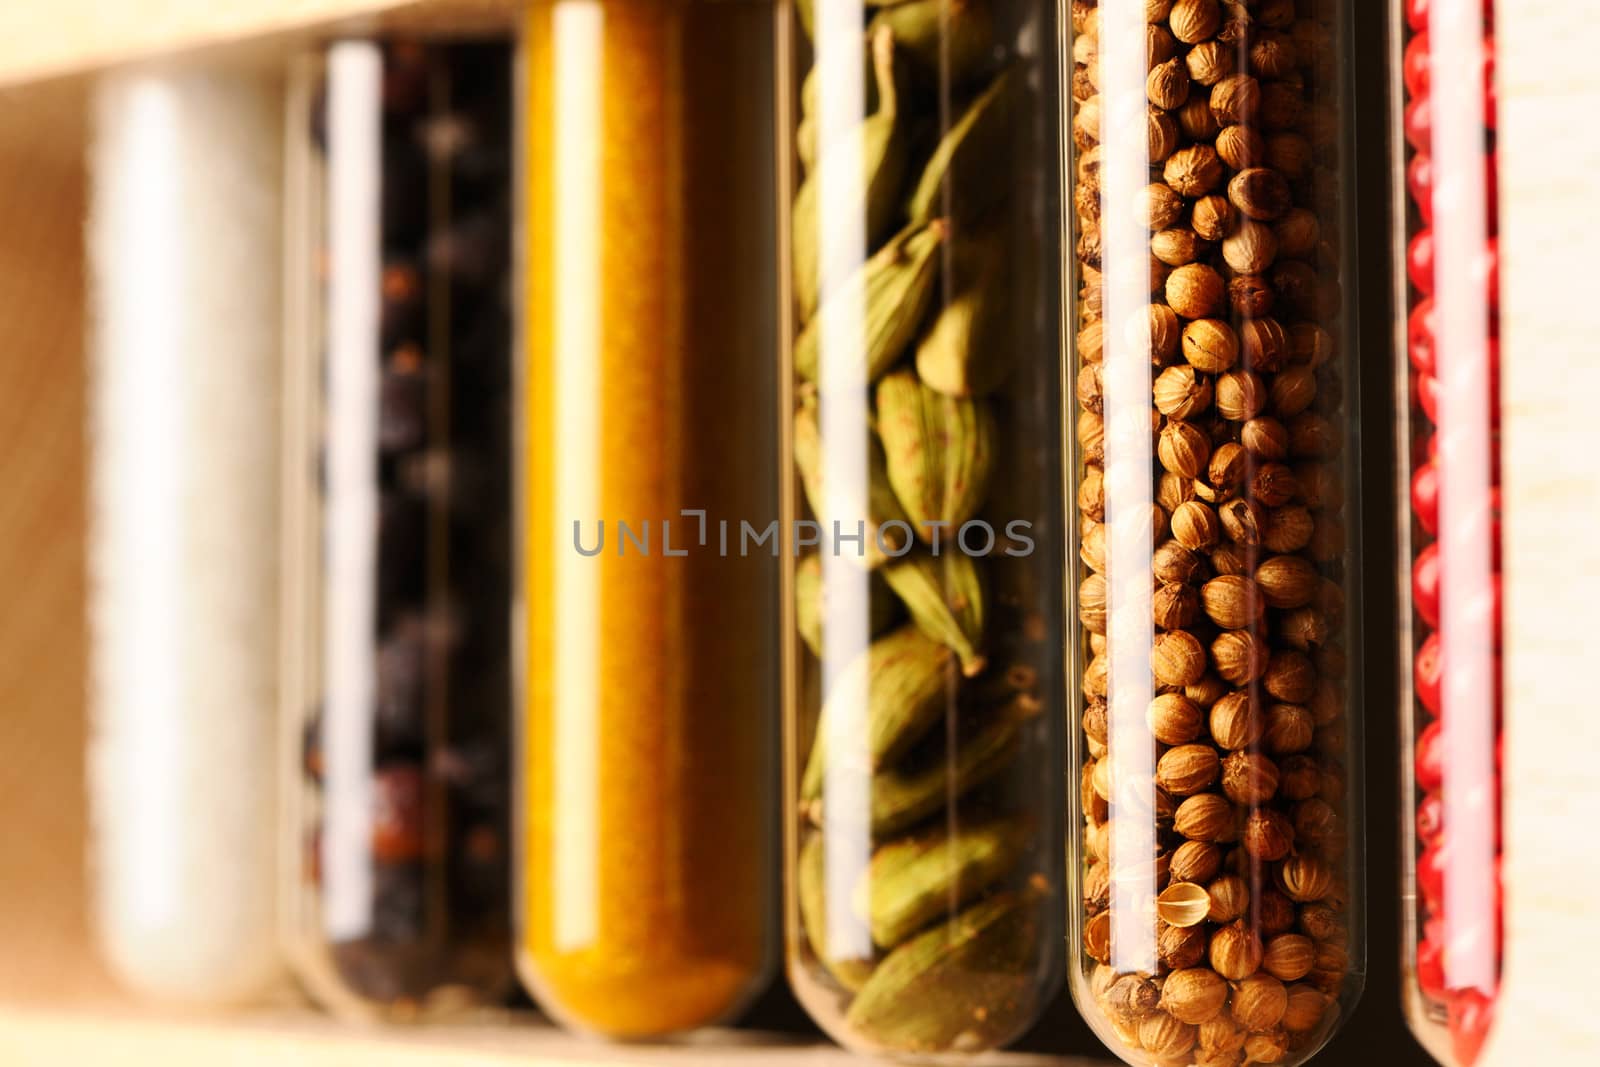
left=0, top=1006, right=827, bottom=1067
left=0, top=0, right=519, bottom=89
left=0, top=1005, right=1107, bottom=1067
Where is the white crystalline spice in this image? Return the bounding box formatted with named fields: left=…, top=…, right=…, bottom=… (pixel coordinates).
left=87, top=66, right=283, bottom=1005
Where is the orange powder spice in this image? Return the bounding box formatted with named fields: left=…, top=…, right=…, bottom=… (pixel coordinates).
left=520, top=0, right=781, bottom=1038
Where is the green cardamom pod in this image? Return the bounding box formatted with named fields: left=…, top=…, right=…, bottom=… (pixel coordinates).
left=914, top=288, right=1009, bottom=398
left=868, top=710, right=1019, bottom=835
left=914, top=241, right=1011, bottom=397
left=869, top=0, right=996, bottom=88
left=844, top=892, right=1041, bottom=1052
left=793, top=396, right=915, bottom=569
left=799, top=834, right=876, bottom=992
left=799, top=56, right=881, bottom=174
left=797, top=553, right=825, bottom=656
left=797, top=115, right=818, bottom=173
left=876, top=367, right=997, bottom=540
left=794, top=219, right=947, bottom=388
left=797, top=553, right=901, bottom=656
left=905, top=68, right=1018, bottom=226
left=801, top=64, right=820, bottom=118
left=793, top=25, right=908, bottom=323
left=795, top=0, right=906, bottom=41
left=856, top=820, right=1024, bottom=949
left=881, top=552, right=987, bottom=676
left=800, top=625, right=955, bottom=804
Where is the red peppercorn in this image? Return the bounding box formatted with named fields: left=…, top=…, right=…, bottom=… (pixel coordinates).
left=1417, top=720, right=1445, bottom=791
left=1495, top=851, right=1505, bottom=914
left=1480, top=235, right=1499, bottom=308
left=1484, top=150, right=1500, bottom=228
left=1408, top=152, right=1434, bottom=224
left=1418, top=837, right=1446, bottom=905
left=1413, top=461, right=1440, bottom=535
left=1417, top=632, right=1443, bottom=716
left=1486, top=330, right=1501, bottom=379
left=1404, top=32, right=1431, bottom=96
left=1482, top=39, right=1498, bottom=131
left=1445, top=910, right=1503, bottom=1005
left=1408, top=228, right=1435, bottom=295
left=1406, top=0, right=1495, bottom=34
left=1412, top=527, right=1501, bottom=640
left=1418, top=151, right=1498, bottom=230
left=372, top=764, right=426, bottom=863
left=1414, top=369, right=1499, bottom=430
left=1409, top=298, right=1436, bottom=375
left=1405, top=94, right=1433, bottom=153
left=1417, top=791, right=1444, bottom=847
left=1417, top=923, right=1447, bottom=999
left=1417, top=372, right=1440, bottom=424
left=1488, top=572, right=1504, bottom=644
left=1414, top=542, right=1441, bottom=627
left=1451, top=988, right=1496, bottom=1067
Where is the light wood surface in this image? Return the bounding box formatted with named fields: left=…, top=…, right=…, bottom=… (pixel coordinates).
left=0, top=0, right=517, bottom=88
left=1492, top=0, right=1600, bottom=1063
left=0, top=77, right=113, bottom=1009
left=0, top=1007, right=1104, bottom=1067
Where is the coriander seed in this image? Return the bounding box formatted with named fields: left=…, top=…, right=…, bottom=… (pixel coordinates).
left=1216, top=124, right=1266, bottom=170
left=1161, top=967, right=1230, bottom=1025
left=1211, top=920, right=1265, bottom=980
left=1232, top=973, right=1289, bottom=1032
left=1148, top=58, right=1192, bottom=110
left=1149, top=693, right=1206, bottom=745
left=1182, top=318, right=1241, bottom=372
left=1206, top=873, right=1250, bottom=923
left=1222, top=750, right=1281, bottom=806
left=1211, top=74, right=1261, bottom=125
left=1229, top=273, right=1277, bottom=317
left=1166, top=144, right=1226, bottom=197
left=1192, top=195, right=1237, bottom=242
left=1172, top=500, right=1222, bottom=551
left=1167, top=263, right=1227, bottom=319
left=1154, top=365, right=1216, bottom=419
left=1229, top=167, right=1293, bottom=220
left=1222, top=218, right=1279, bottom=274
left=1170, top=0, right=1223, bottom=44
left=1216, top=370, right=1268, bottom=421
left=1188, top=40, right=1237, bottom=86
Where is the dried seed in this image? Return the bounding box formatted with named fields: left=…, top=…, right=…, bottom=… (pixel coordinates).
left=1154, top=366, right=1215, bottom=419
left=1158, top=881, right=1213, bottom=928
left=1182, top=319, right=1239, bottom=373
left=877, top=367, right=998, bottom=538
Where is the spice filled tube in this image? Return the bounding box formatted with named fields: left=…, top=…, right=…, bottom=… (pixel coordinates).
left=87, top=64, right=284, bottom=1006
left=1066, top=2, right=1365, bottom=1064
left=280, top=40, right=516, bottom=1020
left=1392, top=1, right=1502, bottom=1064
left=782, top=0, right=1067, bottom=1055
left=517, top=0, right=781, bottom=1039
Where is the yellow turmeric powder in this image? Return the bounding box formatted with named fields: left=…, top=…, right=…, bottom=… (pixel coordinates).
left=518, top=0, right=780, bottom=1038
